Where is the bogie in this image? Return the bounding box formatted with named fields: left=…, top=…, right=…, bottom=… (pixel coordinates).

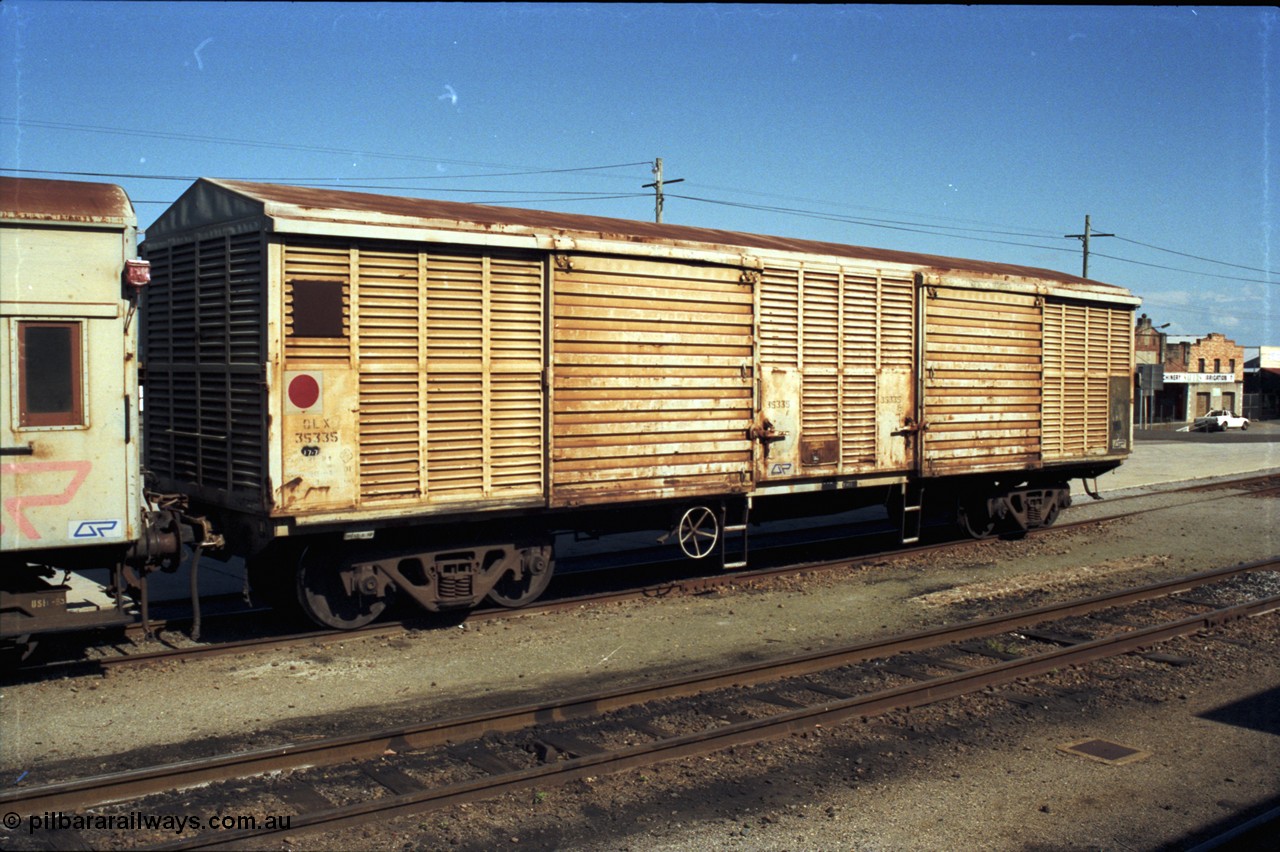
left=296, top=544, right=392, bottom=630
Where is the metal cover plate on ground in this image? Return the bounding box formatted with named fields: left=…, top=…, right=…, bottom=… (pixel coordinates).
left=1058, top=738, right=1152, bottom=765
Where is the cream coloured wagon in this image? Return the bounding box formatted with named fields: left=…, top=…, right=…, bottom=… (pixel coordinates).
left=1, top=177, right=213, bottom=644
left=141, top=180, right=1140, bottom=628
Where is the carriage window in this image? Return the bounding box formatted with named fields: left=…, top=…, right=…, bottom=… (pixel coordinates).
left=18, top=321, right=83, bottom=427
left=289, top=280, right=347, bottom=338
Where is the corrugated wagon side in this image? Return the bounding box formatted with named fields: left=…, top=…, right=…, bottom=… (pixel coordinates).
left=914, top=272, right=1135, bottom=537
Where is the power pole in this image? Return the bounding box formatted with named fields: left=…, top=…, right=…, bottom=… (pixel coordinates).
left=1064, top=214, right=1114, bottom=279
left=642, top=157, right=683, bottom=224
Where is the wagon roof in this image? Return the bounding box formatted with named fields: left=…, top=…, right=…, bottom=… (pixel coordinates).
left=149, top=177, right=1126, bottom=293
left=0, top=176, right=135, bottom=228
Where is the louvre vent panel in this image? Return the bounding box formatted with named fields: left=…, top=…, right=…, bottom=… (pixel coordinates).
left=425, top=253, right=485, bottom=367
left=423, top=252, right=486, bottom=500
left=841, top=272, right=878, bottom=370
left=1042, top=302, right=1131, bottom=460
left=878, top=276, right=916, bottom=368
left=170, top=244, right=198, bottom=362
left=490, top=255, right=545, bottom=368
left=141, top=234, right=266, bottom=506
left=425, top=373, right=486, bottom=495
left=490, top=374, right=546, bottom=493
left=357, top=249, right=420, bottom=364
left=227, top=233, right=266, bottom=363
left=488, top=256, right=545, bottom=495
left=359, top=372, right=422, bottom=498
left=422, top=252, right=544, bottom=501
left=758, top=265, right=917, bottom=474
left=278, top=244, right=546, bottom=505
left=355, top=249, right=422, bottom=499
left=801, top=270, right=839, bottom=442
left=759, top=268, right=800, bottom=367
left=841, top=374, right=878, bottom=466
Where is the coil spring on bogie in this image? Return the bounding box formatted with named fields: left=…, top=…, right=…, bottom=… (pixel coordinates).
left=436, top=561, right=475, bottom=599
left=1025, top=494, right=1045, bottom=526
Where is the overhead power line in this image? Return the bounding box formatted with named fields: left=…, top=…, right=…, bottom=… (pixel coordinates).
left=1111, top=235, right=1280, bottom=277
left=1137, top=297, right=1258, bottom=327
left=3, top=145, right=1275, bottom=286
left=0, top=117, right=505, bottom=166
left=669, top=193, right=1080, bottom=256
left=0, top=162, right=652, bottom=184
left=7, top=113, right=1273, bottom=278
left=672, top=194, right=1280, bottom=287
left=689, top=181, right=1068, bottom=240
left=1086, top=251, right=1276, bottom=285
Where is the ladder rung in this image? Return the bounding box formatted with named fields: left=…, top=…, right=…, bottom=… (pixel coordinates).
left=722, top=500, right=748, bottom=571
left=903, top=506, right=921, bottom=513
left=901, top=536, right=920, bottom=545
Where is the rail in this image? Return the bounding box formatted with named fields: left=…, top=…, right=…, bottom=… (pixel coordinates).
left=3, top=557, right=1276, bottom=849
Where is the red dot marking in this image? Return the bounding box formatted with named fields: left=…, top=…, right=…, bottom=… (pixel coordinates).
left=288, top=374, right=320, bottom=410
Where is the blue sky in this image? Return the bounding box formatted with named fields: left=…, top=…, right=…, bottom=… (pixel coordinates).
left=3, top=3, right=1277, bottom=346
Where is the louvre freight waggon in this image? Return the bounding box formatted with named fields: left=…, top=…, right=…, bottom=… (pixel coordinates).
left=136, top=179, right=1139, bottom=629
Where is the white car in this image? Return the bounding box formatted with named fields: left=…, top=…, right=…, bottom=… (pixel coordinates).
left=1192, top=409, right=1250, bottom=432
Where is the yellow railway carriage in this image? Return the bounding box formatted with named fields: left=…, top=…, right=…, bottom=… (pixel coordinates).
left=0, top=177, right=213, bottom=643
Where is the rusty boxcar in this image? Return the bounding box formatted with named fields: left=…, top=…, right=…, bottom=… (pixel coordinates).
left=0, top=177, right=215, bottom=644
left=140, top=179, right=1139, bottom=628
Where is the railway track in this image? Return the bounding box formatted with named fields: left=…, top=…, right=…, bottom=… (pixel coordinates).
left=2, top=557, right=1277, bottom=849
left=10, top=470, right=1280, bottom=681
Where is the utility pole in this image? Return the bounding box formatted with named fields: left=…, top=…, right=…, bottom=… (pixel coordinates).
left=642, top=157, right=683, bottom=224
left=1064, top=214, right=1114, bottom=279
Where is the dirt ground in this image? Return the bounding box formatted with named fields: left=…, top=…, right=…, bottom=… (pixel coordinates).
left=1, top=476, right=1277, bottom=850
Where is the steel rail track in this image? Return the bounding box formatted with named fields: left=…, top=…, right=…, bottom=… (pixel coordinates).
left=158, top=581, right=1280, bottom=851
left=4, top=556, right=1277, bottom=844
left=11, top=472, right=1279, bottom=680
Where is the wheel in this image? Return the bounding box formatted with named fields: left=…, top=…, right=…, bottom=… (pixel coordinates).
left=957, top=496, right=997, bottom=539
left=486, top=548, right=554, bottom=608
left=1241, top=422, right=1249, bottom=431
left=1, top=635, right=38, bottom=663
left=247, top=549, right=299, bottom=611
left=677, top=505, right=719, bottom=559
left=296, top=545, right=389, bottom=629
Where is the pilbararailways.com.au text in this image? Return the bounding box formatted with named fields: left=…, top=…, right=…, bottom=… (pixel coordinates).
left=7, top=810, right=292, bottom=836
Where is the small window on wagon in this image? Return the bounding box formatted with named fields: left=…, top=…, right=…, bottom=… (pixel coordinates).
left=288, top=280, right=347, bottom=338
left=18, top=321, right=84, bottom=427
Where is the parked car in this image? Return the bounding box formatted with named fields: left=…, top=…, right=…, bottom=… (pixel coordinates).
left=1191, top=409, right=1250, bottom=432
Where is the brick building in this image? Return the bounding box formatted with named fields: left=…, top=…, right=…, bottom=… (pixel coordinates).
left=1134, top=314, right=1245, bottom=423
left=1166, top=332, right=1245, bottom=418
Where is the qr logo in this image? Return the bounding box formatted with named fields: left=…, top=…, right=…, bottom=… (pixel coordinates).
left=72, top=520, right=121, bottom=539
left=770, top=463, right=793, bottom=475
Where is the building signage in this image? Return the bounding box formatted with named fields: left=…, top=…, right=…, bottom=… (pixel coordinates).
left=1160, top=373, right=1235, bottom=384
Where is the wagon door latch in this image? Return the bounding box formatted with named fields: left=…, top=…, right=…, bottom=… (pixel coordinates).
left=892, top=417, right=927, bottom=442
left=749, top=419, right=789, bottom=457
